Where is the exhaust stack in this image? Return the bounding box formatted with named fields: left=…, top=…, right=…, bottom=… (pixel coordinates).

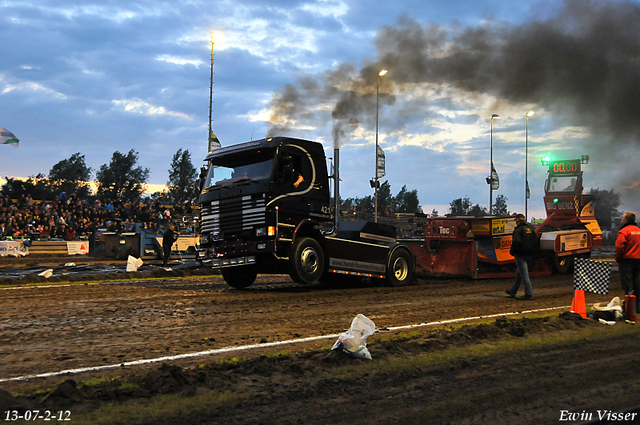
left=333, top=148, right=340, bottom=232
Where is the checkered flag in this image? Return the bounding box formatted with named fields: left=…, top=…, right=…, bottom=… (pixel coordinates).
left=574, top=258, right=610, bottom=295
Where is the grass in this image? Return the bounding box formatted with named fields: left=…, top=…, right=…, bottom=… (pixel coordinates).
left=72, top=391, right=248, bottom=425
left=14, top=376, right=138, bottom=398
left=331, top=320, right=640, bottom=379
left=10, top=312, right=639, bottom=424
left=81, top=376, right=116, bottom=387
left=362, top=312, right=560, bottom=345
left=265, top=350, right=294, bottom=359
left=117, top=382, right=142, bottom=391
left=0, top=273, right=222, bottom=288
left=62, top=317, right=639, bottom=424
left=214, top=356, right=242, bottom=365
left=202, top=350, right=294, bottom=368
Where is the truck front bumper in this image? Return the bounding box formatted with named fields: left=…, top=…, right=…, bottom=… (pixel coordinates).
left=201, top=255, right=257, bottom=268
left=198, top=239, right=276, bottom=267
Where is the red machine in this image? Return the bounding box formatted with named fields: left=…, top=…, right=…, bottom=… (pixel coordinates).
left=406, top=155, right=600, bottom=279
left=537, top=156, right=603, bottom=246
left=407, top=215, right=555, bottom=278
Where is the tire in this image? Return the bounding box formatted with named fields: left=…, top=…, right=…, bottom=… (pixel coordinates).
left=553, top=256, right=573, bottom=274
left=222, top=266, right=257, bottom=289
left=288, top=237, right=325, bottom=285
left=386, top=249, right=414, bottom=287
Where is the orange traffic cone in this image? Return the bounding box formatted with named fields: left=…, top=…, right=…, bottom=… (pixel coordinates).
left=571, top=289, right=587, bottom=319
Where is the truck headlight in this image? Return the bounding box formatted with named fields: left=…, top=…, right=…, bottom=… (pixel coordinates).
left=256, top=227, right=267, bottom=237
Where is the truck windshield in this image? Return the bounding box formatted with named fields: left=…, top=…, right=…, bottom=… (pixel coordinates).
left=204, top=150, right=274, bottom=189
left=547, top=176, right=578, bottom=193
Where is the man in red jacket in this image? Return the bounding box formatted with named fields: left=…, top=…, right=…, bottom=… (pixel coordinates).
left=615, top=212, right=640, bottom=309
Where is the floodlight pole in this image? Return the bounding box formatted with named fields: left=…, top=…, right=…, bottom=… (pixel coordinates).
left=374, top=69, right=387, bottom=223
left=208, top=36, right=215, bottom=152
left=489, top=114, right=499, bottom=215
left=525, top=111, right=535, bottom=220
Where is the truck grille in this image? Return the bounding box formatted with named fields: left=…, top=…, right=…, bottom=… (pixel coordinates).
left=201, top=194, right=266, bottom=237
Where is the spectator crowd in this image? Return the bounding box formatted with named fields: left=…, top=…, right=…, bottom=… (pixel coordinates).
left=0, top=192, right=195, bottom=242
left=0, top=190, right=423, bottom=242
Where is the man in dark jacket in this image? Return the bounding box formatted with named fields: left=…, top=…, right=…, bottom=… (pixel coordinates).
left=162, top=223, right=178, bottom=268
left=615, top=212, right=640, bottom=310
left=506, top=214, right=538, bottom=300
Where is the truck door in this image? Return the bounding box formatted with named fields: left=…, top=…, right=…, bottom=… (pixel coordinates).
left=271, top=146, right=315, bottom=215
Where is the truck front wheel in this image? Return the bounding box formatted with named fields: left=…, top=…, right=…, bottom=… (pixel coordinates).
left=386, top=249, right=414, bottom=287
left=289, top=237, right=325, bottom=284
left=222, top=266, right=258, bottom=289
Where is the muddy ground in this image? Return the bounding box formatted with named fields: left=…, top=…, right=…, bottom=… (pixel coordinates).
left=1, top=254, right=639, bottom=424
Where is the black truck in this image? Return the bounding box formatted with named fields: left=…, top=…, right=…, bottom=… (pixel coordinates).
left=197, top=136, right=414, bottom=288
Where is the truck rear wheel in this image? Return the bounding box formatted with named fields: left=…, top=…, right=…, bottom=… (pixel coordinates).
left=289, top=237, right=324, bottom=284
left=222, top=266, right=257, bottom=289
left=386, top=249, right=414, bottom=287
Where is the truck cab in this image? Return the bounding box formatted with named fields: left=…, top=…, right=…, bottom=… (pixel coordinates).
left=198, top=137, right=414, bottom=288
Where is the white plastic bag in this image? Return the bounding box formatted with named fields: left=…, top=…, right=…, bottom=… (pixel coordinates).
left=332, top=314, right=376, bottom=360
left=592, top=296, right=622, bottom=312
left=38, top=269, right=53, bottom=278
left=591, top=296, right=624, bottom=321
left=126, top=255, right=143, bottom=272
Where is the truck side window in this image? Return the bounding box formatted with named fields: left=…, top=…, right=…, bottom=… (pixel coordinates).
left=276, top=154, right=295, bottom=185
left=276, top=150, right=311, bottom=191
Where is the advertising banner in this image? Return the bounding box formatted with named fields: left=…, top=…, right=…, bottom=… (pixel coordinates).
left=0, top=240, right=29, bottom=257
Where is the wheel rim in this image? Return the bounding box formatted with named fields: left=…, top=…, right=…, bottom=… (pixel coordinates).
left=300, top=247, right=319, bottom=274
left=393, top=257, right=408, bottom=281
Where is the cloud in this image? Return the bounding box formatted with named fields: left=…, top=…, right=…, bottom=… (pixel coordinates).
left=300, top=0, right=348, bottom=19
left=112, top=99, right=191, bottom=119
left=261, top=0, right=640, bottom=210
left=155, top=55, right=204, bottom=68
left=1, top=0, right=638, bottom=219
left=1, top=80, right=67, bottom=99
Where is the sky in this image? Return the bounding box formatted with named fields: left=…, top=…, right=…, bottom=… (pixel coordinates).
left=1, top=0, right=640, bottom=219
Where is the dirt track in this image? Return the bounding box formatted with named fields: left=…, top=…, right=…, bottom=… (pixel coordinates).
left=1, top=257, right=639, bottom=424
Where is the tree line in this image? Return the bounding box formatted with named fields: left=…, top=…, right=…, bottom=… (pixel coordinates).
left=440, top=194, right=509, bottom=217
left=2, top=149, right=621, bottom=229
left=1, top=149, right=199, bottom=205
left=438, top=190, right=621, bottom=230
left=2, top=151, right=428, bottom=215
left=341, top=181, right=423, bottom=216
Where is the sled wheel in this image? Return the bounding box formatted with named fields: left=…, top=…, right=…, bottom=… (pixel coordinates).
left=386, top=249, right=414, bottom=287
left=553, top=256, right=573, bottom=274
left=222, top=266, right=257, bottom=289
left=289, top=237, right=324, bottom=284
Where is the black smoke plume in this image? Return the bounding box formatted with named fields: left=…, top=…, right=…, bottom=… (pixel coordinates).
left=266, top=0, right=640, bottom=208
